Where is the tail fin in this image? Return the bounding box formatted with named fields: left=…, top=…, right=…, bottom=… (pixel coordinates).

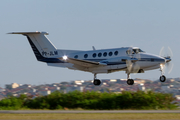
left=8, top=32, right=60, bottom=63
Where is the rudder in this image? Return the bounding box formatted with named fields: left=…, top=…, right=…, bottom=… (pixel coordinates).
left=8, top=31, right=60, bottom=62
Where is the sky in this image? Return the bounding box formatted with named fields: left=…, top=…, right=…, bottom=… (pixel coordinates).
left=0, top=0, right=180, bottom=87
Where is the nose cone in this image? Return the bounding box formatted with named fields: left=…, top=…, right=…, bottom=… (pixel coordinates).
left=140, top=53, right=165, bottom=63
left=165, top=56, right=171, bottom=63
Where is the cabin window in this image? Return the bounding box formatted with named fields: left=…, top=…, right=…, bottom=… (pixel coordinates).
left=92, top=53, right=96, bottom=58
left=84, top=54, right=88, bottom=58
left=109, top=52, right=113, bottom=56
left=98, top=53, right=102, bottom=57
left=74, top=55, right=78, bottom=59
left=114, top=51, right=118, bottom=56
left=103, top=52, right=107, bottom=57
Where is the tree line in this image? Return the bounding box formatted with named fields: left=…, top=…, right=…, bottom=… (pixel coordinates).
left=0, top=91, right=177, bottom=110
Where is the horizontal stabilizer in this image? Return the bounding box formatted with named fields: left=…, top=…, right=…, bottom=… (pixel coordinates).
left=7, top=31, right=48, bottom=35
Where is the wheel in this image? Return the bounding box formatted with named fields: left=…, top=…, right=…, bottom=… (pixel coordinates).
left=127, top=79, right=131, bottom=85
left=159, top=75, right=166, bottom=82
left=93, top=79, right=101, bottom=85
left=130, top=79, right=134, bottom=85
left=127, top=79, right=134, bottom=85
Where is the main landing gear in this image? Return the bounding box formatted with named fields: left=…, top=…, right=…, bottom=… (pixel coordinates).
left=92, top=73, right=134, bottom=86
left=93, top=74, right=101, bottom=86
left=126, top=73, right=134, bottom=85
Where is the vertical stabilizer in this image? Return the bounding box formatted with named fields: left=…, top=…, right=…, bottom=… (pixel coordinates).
left=8, top=32, right=60, bottom=62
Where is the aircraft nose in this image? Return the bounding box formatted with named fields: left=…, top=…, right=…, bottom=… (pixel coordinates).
left=140, top=53, right=166, bottom=63
left=157, top=56, right=166, bottom=63
left=165, top=56, right=171, bottom=63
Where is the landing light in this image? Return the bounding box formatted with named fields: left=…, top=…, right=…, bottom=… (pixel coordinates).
left=160, top=64, right=164, bottom=69
left=63, top=55, right=68, bottom=60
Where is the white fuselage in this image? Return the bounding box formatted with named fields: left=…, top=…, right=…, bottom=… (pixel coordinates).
left=47, top=47, right=165, bottom=74
left=9, top=32, right=166, bottom=76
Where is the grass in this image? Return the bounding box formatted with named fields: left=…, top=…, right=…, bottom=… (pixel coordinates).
left=0, top=113, right=180, bottom=120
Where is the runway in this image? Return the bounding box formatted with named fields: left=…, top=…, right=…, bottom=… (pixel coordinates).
left=0, top=110, right=180, bottom=114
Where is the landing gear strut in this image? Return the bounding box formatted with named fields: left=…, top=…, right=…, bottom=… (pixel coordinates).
left=159, top=64, right=166, bottom=82
left=93, top=73, right=101, bottom=86
left=127, top=73, right=134, bottom=85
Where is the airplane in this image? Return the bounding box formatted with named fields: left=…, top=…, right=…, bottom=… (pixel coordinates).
left=8, top=31, right=172, bottom=86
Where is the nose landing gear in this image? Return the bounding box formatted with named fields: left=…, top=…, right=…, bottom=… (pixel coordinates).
left=160, top=75, right=166, bottom=82
left=159, top=64, right=166, bottom=82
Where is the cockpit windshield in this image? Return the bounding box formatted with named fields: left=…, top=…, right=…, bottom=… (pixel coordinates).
left=132, top=48, right=144, bottom=54
left=126, top=48, right=145, bottom=55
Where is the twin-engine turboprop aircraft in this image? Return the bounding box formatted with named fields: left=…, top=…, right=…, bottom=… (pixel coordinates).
left=9, top=31, right=172, bottom=85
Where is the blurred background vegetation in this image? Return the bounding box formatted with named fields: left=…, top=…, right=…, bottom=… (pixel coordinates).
left=0, top=91, right=177, bottom=110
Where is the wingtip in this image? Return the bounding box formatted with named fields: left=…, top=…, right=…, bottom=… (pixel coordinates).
left=7, top=32, right=13, bottom=34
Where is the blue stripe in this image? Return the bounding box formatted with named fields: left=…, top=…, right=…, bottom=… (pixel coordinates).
left=83, top=58, right=164, bottom=65
left=26, top=36, right=64, bottom=63
left=40, top=58, right=64, bottom=63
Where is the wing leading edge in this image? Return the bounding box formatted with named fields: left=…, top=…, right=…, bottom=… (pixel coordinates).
left=59, top=57, right=107, bottom=67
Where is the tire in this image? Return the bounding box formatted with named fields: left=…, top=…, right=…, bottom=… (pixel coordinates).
left=93, top=79, right=101, bottom=85
left=130, top=79, right=134, bottom=85
left=159, top=75, right=166, bottom=82
left=127, top=79, right=134, bottom=85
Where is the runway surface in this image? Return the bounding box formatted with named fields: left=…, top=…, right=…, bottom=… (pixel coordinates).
left=0, top=110, right=180, bottom=114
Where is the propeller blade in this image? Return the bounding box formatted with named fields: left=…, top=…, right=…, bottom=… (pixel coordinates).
left=159, top=46, right=165, bottom=57
left=159, top=46, right=173, bottom=74
left=160, top=46, right=173, bottom=58
left=132, top=63, right=140, bottom=74
left=168, top=46, right=173, bottom=57
left=135, top=52, right=141, bottom=60
left=126, top=60, right=133, bottom=72
left=127, top=47, right=133, bottom=56
left=167, top=62, right=173, bottom=74
left=126, top=60, right=140, bottom=73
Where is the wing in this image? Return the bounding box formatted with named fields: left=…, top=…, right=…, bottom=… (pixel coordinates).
left=59, top=57, right=107, bottom=67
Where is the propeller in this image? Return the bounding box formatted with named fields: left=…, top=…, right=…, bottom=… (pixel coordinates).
left=159, top=46, right=173, bottom=74
left=126, top=47, right=141, bottom=73
left=159, top=46, right=173, bottom=58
